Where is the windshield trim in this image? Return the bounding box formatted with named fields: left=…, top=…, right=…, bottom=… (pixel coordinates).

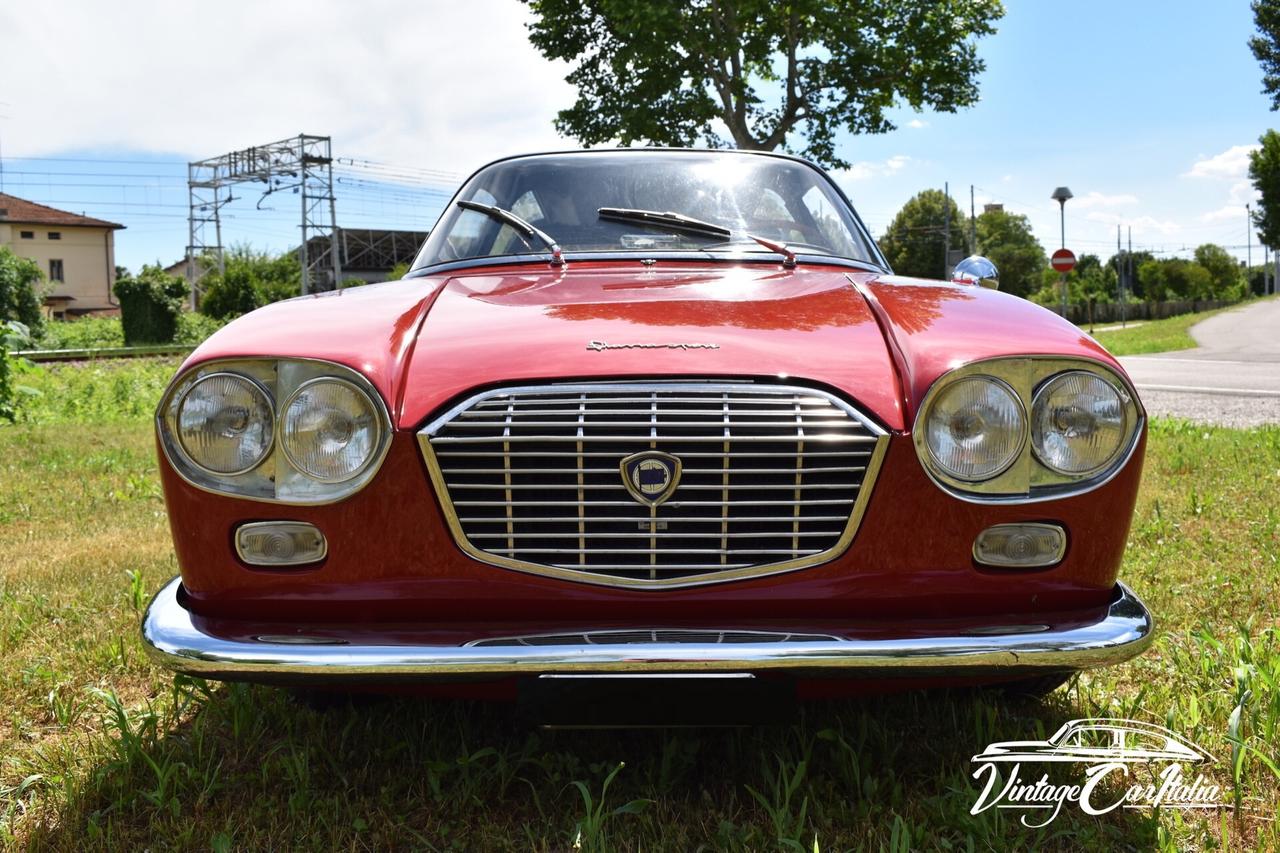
left=403, top=250, right=886, bottom=280
left=411, top=148, right=890, bottom=275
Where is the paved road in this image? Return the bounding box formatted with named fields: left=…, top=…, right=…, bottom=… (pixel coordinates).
left=1118, top=299, right=1280, bottom=427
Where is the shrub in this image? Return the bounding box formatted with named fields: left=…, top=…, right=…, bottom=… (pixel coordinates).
left=114, top=265, right=189, bottom=345
left=175, top=312, right=226, bottom=345
left=36, top=316, right=125, bottom=350
left=198, top=247, right=301, bottom=320
left=0, top=246, right=46, bottom=338
left=0, top=320, right=34, bottom=422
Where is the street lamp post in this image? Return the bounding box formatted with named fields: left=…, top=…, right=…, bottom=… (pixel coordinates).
left=1051, top=187, right=1073, bottom=319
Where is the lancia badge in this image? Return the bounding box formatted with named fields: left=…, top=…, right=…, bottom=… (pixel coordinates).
left=620, top=451, right=682, bottom=507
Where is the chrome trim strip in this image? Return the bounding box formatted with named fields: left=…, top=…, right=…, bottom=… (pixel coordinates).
left=141, top=577, right=1155, bottom=680
left=417, top=381, right=890, bottom=590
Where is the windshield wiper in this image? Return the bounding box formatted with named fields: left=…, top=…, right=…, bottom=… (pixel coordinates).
left=457, top=199, right=564, bottom=266
left=600, top=207, right=804, bottom=268
left=597, top=207, right=731, bottom=239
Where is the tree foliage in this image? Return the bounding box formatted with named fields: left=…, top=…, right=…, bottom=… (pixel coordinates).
left=114, top=264, right=189, bottom=345
left=199, top=247, right=302, bottom=320
left=877, top=190, right=968, bottom=279
left=1252, top=0, right=1280, bottom=109
left=522, top=0, right=1003, bottom=168
left=973, top=209, right=1045, bottom=297
left=1249, top=129, right=1280, bottom=248
left=0, top=246, right=46, bottom=337
left=1193, top=243, right=1243, bottom=298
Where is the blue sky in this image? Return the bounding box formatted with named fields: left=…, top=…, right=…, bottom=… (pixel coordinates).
left=0, top=0, right=1271, bottom=273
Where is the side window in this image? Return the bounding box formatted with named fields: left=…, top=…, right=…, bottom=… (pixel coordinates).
left=49, top=259, right=65, bottom=282
left=19, top=231, right=34, bottom=240
left=1067, top=728, right=1119, bottom=750
left=801, top=187, right=858, bottom=257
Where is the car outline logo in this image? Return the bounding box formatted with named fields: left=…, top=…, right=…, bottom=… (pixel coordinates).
left=971, top=718, right=1213, bottom=765
left=620, top=451, right=682, bottom=507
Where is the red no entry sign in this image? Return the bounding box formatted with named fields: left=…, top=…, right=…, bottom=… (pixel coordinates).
left=1051, top=248, right=1077, bottom=273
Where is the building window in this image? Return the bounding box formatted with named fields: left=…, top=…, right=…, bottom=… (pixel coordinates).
left=49, top=259, right=64, bottom=282
left=19, top=230, right=34, bottom=239
left=48, top=232, right=61, bottom=240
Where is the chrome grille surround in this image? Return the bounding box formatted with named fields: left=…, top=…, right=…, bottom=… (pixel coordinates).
left=418, top=381, right=889, bottom=589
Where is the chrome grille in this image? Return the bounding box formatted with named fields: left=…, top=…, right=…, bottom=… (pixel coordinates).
left=419, top=382, right=888, bottom=589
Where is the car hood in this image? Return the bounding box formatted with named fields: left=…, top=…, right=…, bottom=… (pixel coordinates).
left=186, top=261, right=1123, bottom=434
left=398, top=262, right=904, bottom=429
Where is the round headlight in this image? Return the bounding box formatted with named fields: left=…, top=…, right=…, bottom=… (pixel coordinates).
left=1031, top=371, right=1127, bottom=475
left=176, top=373, right=274, bottom=475
left=923, top=376, right=1026, bottom=481
left=280, top=379, right=382, bottom=482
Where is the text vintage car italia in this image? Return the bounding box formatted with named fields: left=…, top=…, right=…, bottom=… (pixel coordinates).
left=142, top=149, right=1152, bottom=699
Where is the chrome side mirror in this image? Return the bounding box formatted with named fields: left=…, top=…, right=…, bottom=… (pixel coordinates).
left=952, top=255, right=999, bottom=290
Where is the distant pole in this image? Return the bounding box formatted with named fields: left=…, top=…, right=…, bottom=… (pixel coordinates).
left=1247, top=204, right=1252, bottom=277
left=1117, top=225, right=1125, bottom=328
left=1127, top=227, right=1132, bottom=325
left=942, top=182, right=951, bottom=278
left=970, top=184, right=977, bottom=251
left=1051, top=187, right=1074, bottom=319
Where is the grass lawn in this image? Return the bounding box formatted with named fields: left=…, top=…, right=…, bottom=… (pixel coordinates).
left=1, top=359, right=1278, bottom=849
left=1089, top=298, right=1274, bottom=356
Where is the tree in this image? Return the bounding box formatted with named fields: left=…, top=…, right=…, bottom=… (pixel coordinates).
left=199, top=246, right=302, bottom=320
left=0, top=246, right=46, bottom=337
left=114, top=264, right=189, bottom=345
left=878, top=190, right=968, bottom=279
left=1193, top=243, right=1243, bottom=298
left=973, top=209, right=1046, bottom=298
left=522, top=0, right=1004, bottom=169
left=1252, top=0, right=1280, bottom=109
left=1250, top=130, right=1280, bottom=251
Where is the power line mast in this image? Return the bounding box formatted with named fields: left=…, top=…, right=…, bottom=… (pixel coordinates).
left=186, top=134, right=342, bottom=309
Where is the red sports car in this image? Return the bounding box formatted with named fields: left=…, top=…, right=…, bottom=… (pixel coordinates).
left=142, top=149, right=1152, bottom=701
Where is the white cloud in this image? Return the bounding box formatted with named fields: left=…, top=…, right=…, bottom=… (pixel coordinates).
left=1070, top=191, right=1139, bottom=210
left=906, top=119, right=929, bottom=129
left=1184, top=144, right=1259, bottom=179
left=1085, top=211, right=1179, bottom=234
left=840, top=155, right=911, bottom=181
left=0, top=0, right=577, bottom=173
left=1200, top=206, right=1247, bottom=223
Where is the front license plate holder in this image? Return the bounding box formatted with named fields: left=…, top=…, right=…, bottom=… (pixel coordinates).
left=517, top=673, right=796, bottom=728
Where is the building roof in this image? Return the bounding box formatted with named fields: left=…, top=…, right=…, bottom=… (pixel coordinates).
left=0, top=193, right=124, bottom=229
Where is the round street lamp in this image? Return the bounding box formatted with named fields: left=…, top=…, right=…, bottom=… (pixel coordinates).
left=1051, top=187, right=1073, bottom=317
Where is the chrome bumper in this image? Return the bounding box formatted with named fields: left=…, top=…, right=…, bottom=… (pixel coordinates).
left=140, top=577, right=1154, bottom=683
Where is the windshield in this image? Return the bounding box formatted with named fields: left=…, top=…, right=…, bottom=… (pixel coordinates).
left=411, top=151, right=881, bottom=270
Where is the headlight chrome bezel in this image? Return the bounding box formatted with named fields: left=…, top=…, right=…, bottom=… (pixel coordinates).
left=921, top=375, right=1027, bottom=483
left=157, top=358, right=393, bottom=505
left=913, top=356, right=1143, bottom=503
left=174, top=371, right=276, bottom=477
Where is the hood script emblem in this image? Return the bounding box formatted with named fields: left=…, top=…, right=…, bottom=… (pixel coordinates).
left=587, top=340, right=720, bottom=352
left=620, top=451, right=682, bottom=507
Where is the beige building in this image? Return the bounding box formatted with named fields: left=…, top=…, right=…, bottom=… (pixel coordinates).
left=0, top=193, right=124, bottom=317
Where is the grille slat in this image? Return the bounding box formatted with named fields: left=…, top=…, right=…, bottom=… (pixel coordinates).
left=421, top=382, right=886, bottom=587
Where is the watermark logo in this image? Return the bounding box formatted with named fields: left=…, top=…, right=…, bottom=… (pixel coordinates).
left=970, top=718, right=1224, bottom=827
